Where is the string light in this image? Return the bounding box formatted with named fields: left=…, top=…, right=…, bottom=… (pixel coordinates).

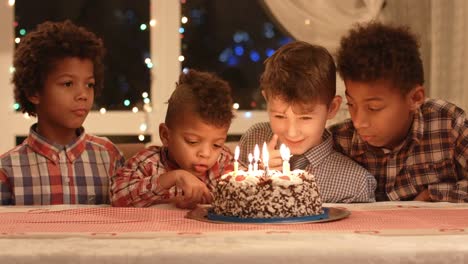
left=149, top=19, right=157, bottom=27
left=138, top=134, right=145, bottom=141
left=143, top=98, right=150, bottom=104
left=181, top=16, right=188, bottom=24
left=13, top=103, right=20, bottom=110
left=139, top=123, right=147, bottom=132
left=23, top=113, right=30, bottom=119
left=14, top=38, right=20, bottom=44
left=142, top=92, right=148, bottom=98
left=132, top=106, right=139, bottom=113
left=123, top=99, right=130, bottom=107
left=9, top=66, right=15, bottom=73
left=140, top=24, right=147, bottom=31
left=8, top=0, right=15, bottom=7
left=233, top=103, right=239, bottom=110
left=178, top=55, right=185, bottom=62
left=99, top=108, right=106, bottom=114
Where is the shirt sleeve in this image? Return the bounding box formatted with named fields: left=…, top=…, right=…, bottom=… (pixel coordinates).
left=428, top=112, right=468, bottom=202
left=110, top=148, right=174, bottom=207
left=0, top=169, right=13, bottom=205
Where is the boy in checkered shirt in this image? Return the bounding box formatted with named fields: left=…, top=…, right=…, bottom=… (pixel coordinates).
left=330, top=22, right=468, bottom=202
left=0, top=20, right=124, bottom=205
left=239, top=41, right=376, bottom=203
left=111, top=70, right=234, bottom=208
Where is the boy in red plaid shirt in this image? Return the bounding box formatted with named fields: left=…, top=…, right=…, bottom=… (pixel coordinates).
left=0, top=20, right=124, bottom=205
left=111, top=70, right=234, bottom=208
left=330, top=22, right=468, bottom=202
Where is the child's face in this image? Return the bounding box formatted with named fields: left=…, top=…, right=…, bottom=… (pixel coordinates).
left=160, top=113, right=229, bottom=177
left=29, top=57, right=95, bottom=134
left=267, top=97, right=332, bottom=155
left=345, top=79, right=418, bottom=149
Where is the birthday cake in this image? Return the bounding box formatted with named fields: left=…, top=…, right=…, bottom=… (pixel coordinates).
left=212, top=169, right=323, bottom=218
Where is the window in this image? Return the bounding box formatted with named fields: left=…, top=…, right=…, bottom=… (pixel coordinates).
left=180, top=0, right=293, bottom=111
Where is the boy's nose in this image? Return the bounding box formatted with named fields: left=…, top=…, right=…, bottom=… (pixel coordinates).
left=197, top=145, right=211, bottom=158
left=286, top=121, right=299, bottom=138
left=76, top=85, right=91, bottom=101
left=352, top=109, right=370, bottom=129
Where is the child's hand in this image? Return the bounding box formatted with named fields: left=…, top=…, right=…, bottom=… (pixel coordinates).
left=174, top=170, right=213, bottom=206
left=413, top=189, right=432, bottom=201
left=267, top=134, right=282, bottom=170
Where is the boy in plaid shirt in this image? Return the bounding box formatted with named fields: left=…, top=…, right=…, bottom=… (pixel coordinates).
left=330, top=22, right=468, bottom=202
left=111, top=70, right=234, bottom=208
left=239, top=41, right=376, bottom=203
left=0, top=20, right=124, bottom=205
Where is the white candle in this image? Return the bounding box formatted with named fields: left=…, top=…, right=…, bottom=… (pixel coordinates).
left=280, top=144, right=291, bottom=176
left=234, top=146, right=240, bottom=175
left=253, top=144, right=260, bottom=172
left=248, top=153, right=253, bottom=173
left=262, top=142, right=269, bottom=175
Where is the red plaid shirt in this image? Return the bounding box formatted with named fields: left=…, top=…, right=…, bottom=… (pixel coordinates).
left=0, top=124, right=124, bottom=205
left=110, top=146, right=233, bottom=207
left=330, top=99, right=468, bottom=203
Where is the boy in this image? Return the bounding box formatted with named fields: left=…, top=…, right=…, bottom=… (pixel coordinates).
left=111, top=70, right=234, bottom=208
left=0, top=20, right=124, bottom=205
left=239, top=41, right=376, bottom=203
left=330, top=22, right=468, bottom=202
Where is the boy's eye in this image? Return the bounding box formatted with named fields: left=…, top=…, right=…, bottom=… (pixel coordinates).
left=299, top=116, right=312, bottom=120
left=185, top=139, right=198, bottom=145
left=274, top=115, right=286, bottom=119
left=213, top=144, right=222, bottom=149
left=368, top=107, right=383, bottom=112
left=346, top=102, right=354, bottom=107
left=87, top=83, right=96, bottom=89
left=63, top=81, right=73, bottom=87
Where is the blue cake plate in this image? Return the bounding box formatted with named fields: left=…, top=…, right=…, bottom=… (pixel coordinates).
left=186, top=206, right=350, bottom=224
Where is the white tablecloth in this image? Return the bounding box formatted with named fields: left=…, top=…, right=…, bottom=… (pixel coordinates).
left=0, top=202, right=467, bottom=264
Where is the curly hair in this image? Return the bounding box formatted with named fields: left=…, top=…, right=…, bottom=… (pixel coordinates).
left=260, top=41, right=336, bottom=107
left=12, top=20, right=105, bottom=116
left=336, top=22, right=424, bottom=94
left=165, top=70, right=234, bottom=128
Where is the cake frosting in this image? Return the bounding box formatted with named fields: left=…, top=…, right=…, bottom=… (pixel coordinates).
left=212, top=169, right=323, bottom=218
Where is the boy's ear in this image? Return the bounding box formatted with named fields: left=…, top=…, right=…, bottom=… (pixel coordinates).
left=326, top=96, right=342, bottom=120
left=261, top=90, right=267, bottom=101
left=159, top=123, right=170, bottom=146
left=408, top=86, right=425, bottom=111
left=27, top=92, right=40, bottom=105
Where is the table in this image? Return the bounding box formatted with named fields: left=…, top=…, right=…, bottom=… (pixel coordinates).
left=0, top=202, right=467, bottom=264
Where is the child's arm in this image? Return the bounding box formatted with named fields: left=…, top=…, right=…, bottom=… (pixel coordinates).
left=426, top=113, right=468, bottom=202
left=0, top=170, right=13, bottom=205
left=110, top=148, right=212, bottom=207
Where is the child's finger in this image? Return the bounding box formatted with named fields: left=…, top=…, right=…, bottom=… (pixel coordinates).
left=267, top=134, right=279, bottom=151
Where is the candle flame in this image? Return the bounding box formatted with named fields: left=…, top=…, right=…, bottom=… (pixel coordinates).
left=234, top=146, right=240, bottom=160
left=280, top=144, right=290, bottom=161
left=254, top=144, right=260, bottom=161
left=262, top=142, right=269, bottom=167
left=248, top=153, right=253, bottom=162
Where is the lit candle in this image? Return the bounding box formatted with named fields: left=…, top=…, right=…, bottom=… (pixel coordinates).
left=280, top=144, right=291, bottom=176
left=234, top=146, right=240, bottom=175
left=262, top=142, right=269, bottom=176
left=248, top=153, right=253, bottom=173
left=253, top=144, right=260, bottom=172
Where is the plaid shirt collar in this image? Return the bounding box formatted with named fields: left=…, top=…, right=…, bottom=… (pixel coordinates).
left=301, top=130, right=335, bottom=168
left=159, top=146, right=180, bottom=171
left=26, top=124, right=87, bottom=163
left=350, top=109, right=425, bottom=156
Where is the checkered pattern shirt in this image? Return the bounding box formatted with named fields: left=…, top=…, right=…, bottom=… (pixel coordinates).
left=330, top=99, right=468, bottom=203
left=239, top=122, right=376, bottom=203
left=0, top=124, right=124, bottom=205
left=110, top=145, right=234, bottom=207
